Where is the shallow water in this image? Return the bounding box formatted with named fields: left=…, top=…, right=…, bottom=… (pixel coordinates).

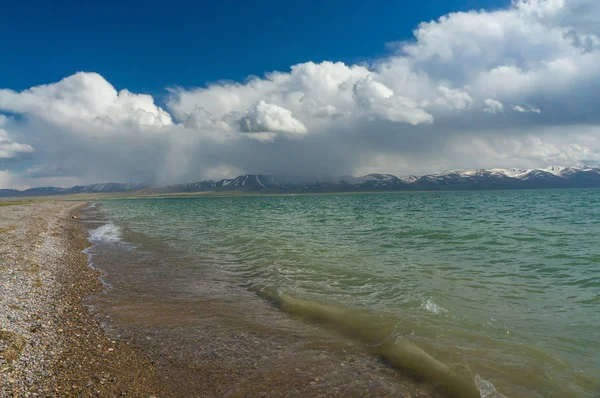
left=83, top=190, right=600, bottom=397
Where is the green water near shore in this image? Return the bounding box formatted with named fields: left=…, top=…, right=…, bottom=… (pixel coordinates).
left=91, top=189, right=600, bottom=397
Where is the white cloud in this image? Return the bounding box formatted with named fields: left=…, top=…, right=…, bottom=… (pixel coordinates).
left=352, top=75, right=434, bottom=124
left=2, top=0, right=600, bottom=186
left=240, top=100, right=307, bottom=135
left=299, top=95, right=341, bottom=118
left=353, top=75, right=395, bottom=101
left=432, top=86, right=473, bottom=110
left=511, top=105, right=541, bottom=113
left=0, top=72, right=172, bottom=130
left=449, top=133, right=599, bottom=169
left=167, top=61, right=435, bottom=130
left=168, top=61, right=369, bottom=126
left=0, top=133, right=35, bottom=159
left=0, top=118, right=34, bottom=160
left=484, top=99, right=504, bottom=113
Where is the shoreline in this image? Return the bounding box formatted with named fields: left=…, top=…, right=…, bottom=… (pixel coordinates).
left=0, top=200, right=482, bottom=397
left=0, top=202, right=167, bottom=397
left=80, top=202, right=443, bottom=398
left=2, top=201, right=435, bottom=398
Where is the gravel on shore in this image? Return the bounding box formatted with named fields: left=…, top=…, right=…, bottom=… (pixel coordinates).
left=0, top=201, right=167, bottom=397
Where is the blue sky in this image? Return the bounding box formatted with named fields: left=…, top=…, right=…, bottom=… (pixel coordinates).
left=1, top=0, right=600, bottom=188
left=1, top=0, right=508, bottom=96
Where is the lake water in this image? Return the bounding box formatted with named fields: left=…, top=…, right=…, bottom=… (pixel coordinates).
left=82, top=190, right=600, bottom=397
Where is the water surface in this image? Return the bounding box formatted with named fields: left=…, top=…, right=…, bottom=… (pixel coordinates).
left=84, top=190, right=600, bottom=397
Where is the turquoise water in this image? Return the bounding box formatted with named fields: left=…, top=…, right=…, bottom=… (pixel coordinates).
left=91, top=190, right=600, bottom=397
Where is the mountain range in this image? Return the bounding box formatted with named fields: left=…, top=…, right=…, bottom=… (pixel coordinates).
left=2, top=166, right=600, bottom=197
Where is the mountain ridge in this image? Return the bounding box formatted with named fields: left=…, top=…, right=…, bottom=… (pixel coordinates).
left=2, top=166, right=600, bottom=197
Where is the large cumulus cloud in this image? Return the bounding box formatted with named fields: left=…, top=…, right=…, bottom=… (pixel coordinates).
left=2, top=0, right=600, bottom=188
left=0, top=115, right=34, bottom=161
left=0, top=72, right=172, bottom=129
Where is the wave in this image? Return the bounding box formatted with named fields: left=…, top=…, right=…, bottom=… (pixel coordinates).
left=420, top=299, right=448, bottom=315
left=89, top=222, right=122, bottom=243
left=475, top=374, right=504, bottom=398
left=253, top=287, right=503, bottom=398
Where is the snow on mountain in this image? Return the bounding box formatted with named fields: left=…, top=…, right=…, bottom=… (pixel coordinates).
left=543, top=166, right=567, bottom=176
left=489, top=166, right=596, bottom=179
left=490, top=168, right=528, bottom=178
left=3, top=166, right=600, bottom=197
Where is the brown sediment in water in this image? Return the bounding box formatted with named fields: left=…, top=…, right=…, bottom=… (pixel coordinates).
left=256, top=290, right=482, bottom=398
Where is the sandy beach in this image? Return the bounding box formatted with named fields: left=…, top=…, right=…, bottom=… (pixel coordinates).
left=0, top=201, right=166, bottom=397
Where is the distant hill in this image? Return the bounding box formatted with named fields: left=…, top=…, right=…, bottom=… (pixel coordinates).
left=0, top=183, right=148, bottom=198
left=2, top=166, right=600, bottom=197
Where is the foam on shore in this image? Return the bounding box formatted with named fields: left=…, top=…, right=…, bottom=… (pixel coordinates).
left=89, top=222, right=122, bottom=243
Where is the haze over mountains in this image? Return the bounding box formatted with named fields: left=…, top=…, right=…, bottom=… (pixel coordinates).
left=3, top=165, right=600, bottom=197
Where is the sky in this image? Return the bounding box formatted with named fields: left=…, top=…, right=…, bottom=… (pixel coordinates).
left=1, top=0, right=600, bottom=189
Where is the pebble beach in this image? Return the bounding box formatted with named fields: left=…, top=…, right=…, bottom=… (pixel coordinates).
left=0, top=201, right=166, bottom=397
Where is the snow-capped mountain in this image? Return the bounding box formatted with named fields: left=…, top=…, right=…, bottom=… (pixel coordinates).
left=2, top=166, right=600, bottom=197
left=167, top=166, right=600, bottom=193
left=168, top=175, right=282, bottom=192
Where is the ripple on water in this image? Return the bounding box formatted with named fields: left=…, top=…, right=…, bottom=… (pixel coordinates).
left=86, top=190, right=600, bottom=397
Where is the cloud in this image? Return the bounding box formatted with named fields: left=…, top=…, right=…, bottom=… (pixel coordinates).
left=484, top=99, right=504, bottom=114
left=431, top=86, right=473, bottom=110
left=0, top=116, right=35, bottom=160
left=2, top=0, right=600, bottom=187
left=240, top=100, right=307, bottom=136
left=352, top=75, right=434, bottom=124
left=299, top=95, right=341, bottom=118
left=449, top=132, right=599, bottom=168
left=0, top=72, right=172, bottom=129
left=511, top=105, right=541, bottom=113
left=0, top=132, right=35, bottom=160
left=0, top=167, right=83, bottom=190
